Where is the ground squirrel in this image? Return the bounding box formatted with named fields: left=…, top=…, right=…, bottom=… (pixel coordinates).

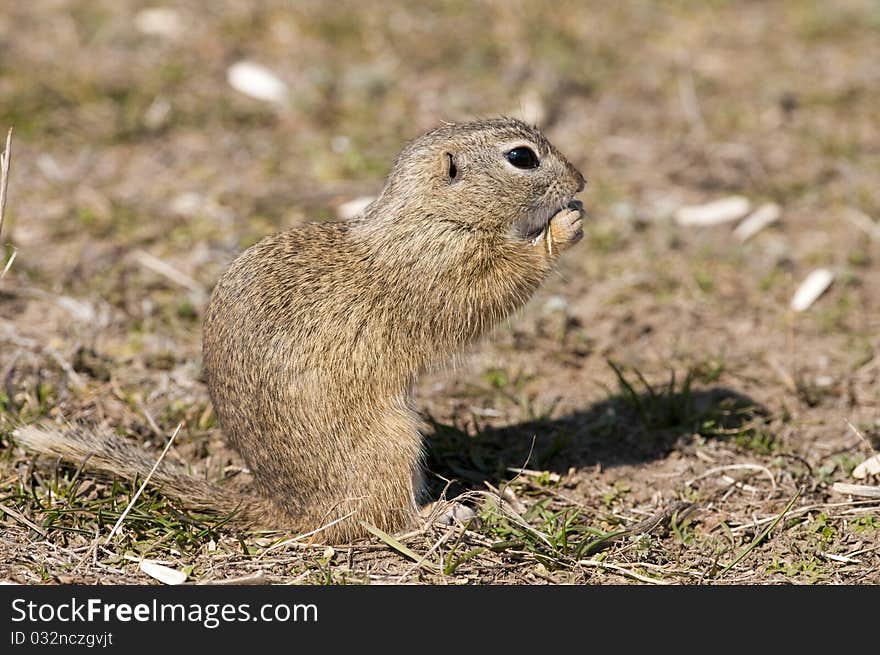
left=16, top=117, right=586, bottom=542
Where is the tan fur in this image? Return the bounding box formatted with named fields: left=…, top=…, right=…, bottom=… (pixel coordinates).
left=17, top=117, right=586, bottom=543
left=13, top=424, right=267, bottom=521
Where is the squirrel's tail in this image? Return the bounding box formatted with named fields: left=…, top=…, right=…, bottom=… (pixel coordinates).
left=13, top=423, right=268, bottom=526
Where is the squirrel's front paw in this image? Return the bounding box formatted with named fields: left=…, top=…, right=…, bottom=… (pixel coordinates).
left=547, top=202, right=584, bottom=255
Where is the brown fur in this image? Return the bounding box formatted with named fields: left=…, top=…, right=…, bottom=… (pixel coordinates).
left=16, top=117, right=586, bottom=543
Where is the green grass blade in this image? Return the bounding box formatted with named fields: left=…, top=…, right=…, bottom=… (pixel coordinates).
left=360, top=520, right=437, bottom=571
left=717, top=488, right=801, bottom=577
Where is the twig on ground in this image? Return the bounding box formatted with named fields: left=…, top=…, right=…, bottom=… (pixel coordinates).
left=728, top=498, right=880, bottom=534
left=832, top=483, right=880, bottom=499
left=677, top=67, right=706, bottom=137
left=1, top=250, right=16, bottom=278
left=0, top=128, right=12, bottom=239
left=72, top=424, right=183, bottom=572
left=0, top=502, right=48, bottom=538
left=104, top=423, right=182, bottom=546
left=577, top=559, right=670, bottom=585
left=0, top=128, right=15, bottom=279
left=131, top=249, right=207, bottom=303
left=395, top=525, right=458, bottom=582
left=766, top=356, right=797, bottom=393
left=846, top=419, right=877, bottom=456
left=499, top=434, right=537, bottom=497
left=686, top=463, right=777, bottom=495
left=843, top=207, right=880, bottom=242
left=257, top=510, right=358, bottom=556
left=198, top=573, right=269, bottom=585
left=818, top=551, right=860, bottom=564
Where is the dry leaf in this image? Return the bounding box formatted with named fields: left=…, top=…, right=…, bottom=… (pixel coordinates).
left=139, top=560, right=187, bottom=585
left=674, top=196, right=750, bottom=226
left=853, top=454, right=880, bottom=480
left=734, top=203, right=781, bottom=241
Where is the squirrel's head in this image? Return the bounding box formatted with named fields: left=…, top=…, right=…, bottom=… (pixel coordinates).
left=374, top=117, right=586, bottom=242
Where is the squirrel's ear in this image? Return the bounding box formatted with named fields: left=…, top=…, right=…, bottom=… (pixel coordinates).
left=442, top=152, right=458, bottom=182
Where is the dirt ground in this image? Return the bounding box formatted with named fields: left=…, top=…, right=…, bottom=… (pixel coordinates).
left=1, top=1, right=878, bottom=584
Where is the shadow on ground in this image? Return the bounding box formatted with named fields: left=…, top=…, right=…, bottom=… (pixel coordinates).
left=425, top=386, right=767, bottom=499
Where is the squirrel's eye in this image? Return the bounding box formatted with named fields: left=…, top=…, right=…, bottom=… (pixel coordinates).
left=506, top=147, right=539, bottom=169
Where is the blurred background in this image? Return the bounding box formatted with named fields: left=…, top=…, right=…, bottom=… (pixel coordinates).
left=0, top=1, right=878, bottom=583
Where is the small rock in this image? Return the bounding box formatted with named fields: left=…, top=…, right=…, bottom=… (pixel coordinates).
left=814, top=375, right=834, bottom=388
left=543, top=295, right=568, bottom=313
left=674, top=196, right=751, bottom=226
left=170, top=192, right=232, bottom=225
left=227, top=61, right=289, bottom=105
left=790, top=268, right=834, bottom=312
left=170, top=192, right=204, bottom=216
left=330, top=135, right=350, bottom=153
left=651, top=195, right=682, bottom=221
left=36, top=154, right=66, bottom=182
left=134, top=7, right=183, bottom=38
left=610, top=202, right=635, bottom=221
left=143, top=96, right=172, bottom=130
